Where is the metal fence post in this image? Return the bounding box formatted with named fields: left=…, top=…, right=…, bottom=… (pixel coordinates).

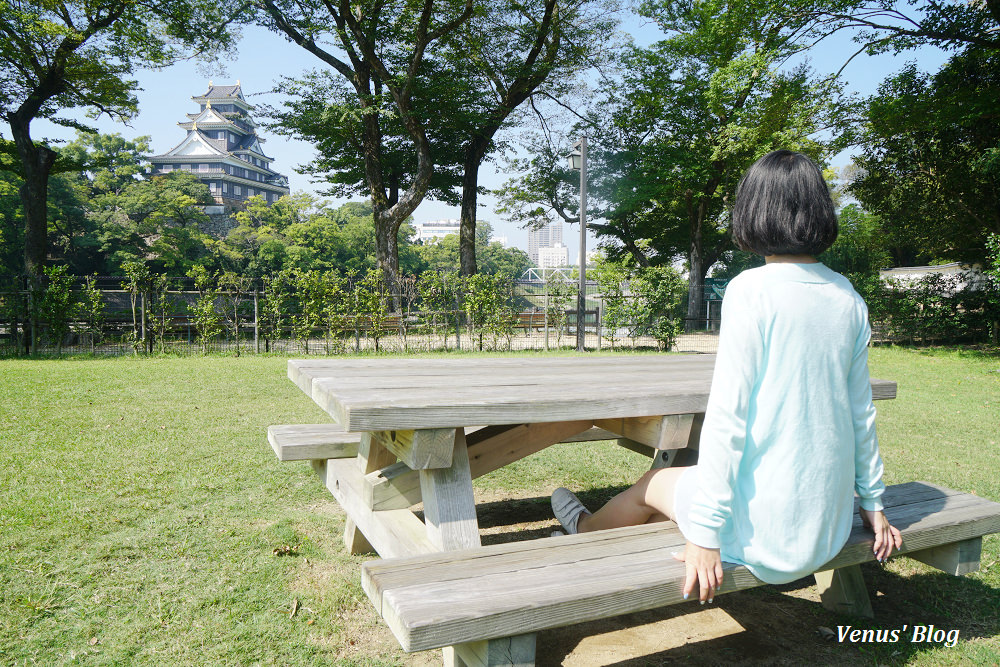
left=543, top=281, right=549, bottom=351
left=597, top=298, right=603, bottom=351
left=253, top=289, right=259, bottom=353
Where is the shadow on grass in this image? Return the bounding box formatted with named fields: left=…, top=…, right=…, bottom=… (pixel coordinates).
left=529, top=563, right=1000, bottom=667
left=471, top=489, right=999, bottom=666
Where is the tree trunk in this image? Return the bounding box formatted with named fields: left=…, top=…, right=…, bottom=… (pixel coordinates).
left=9, top=115, right=56, bottom=277
left=685, top=204, right=706, bottom=333
left=459, top=164, right=479, bottom=276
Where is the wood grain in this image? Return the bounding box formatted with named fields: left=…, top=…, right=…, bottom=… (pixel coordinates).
left=362, top=482, right=1000, bottom=652
left=288, top=356, right=896, bottom=432
left=314, top=458, right=435, bottom=560
left=908, top=537, right=982, bottom=575
left=814, top=565, right=874, bottom=618
left=267, top=424, right=360, bottom=461
left=363, top=421, right=594, bottom=511
left=419, top=429, right=481, bottom=551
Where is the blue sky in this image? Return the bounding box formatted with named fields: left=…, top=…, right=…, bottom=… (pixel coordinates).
left=24, top=12, right=949, bottom=258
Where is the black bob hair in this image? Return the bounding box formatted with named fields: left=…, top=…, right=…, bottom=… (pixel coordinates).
left=731, top=150, right=838, bottom=256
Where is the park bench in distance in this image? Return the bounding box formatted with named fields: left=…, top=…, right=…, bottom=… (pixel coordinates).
left=361, top=481, right=1000, bottom=666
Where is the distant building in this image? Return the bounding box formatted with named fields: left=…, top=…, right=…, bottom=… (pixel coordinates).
left=148, top=81, right=290, bottom=210
left=414, top=219, right=461, bottom=243
left=528, top=222, right=563, bottom=265
left=879, top=263, right=987, bottom=293
left=538, top=243, right=569, bottom=270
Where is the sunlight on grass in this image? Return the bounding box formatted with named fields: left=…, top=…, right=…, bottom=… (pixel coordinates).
left=0, top=348, right=997, bottom=664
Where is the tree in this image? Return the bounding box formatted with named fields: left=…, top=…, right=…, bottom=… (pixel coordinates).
left=97, top=171, right=215, bottom=273
left=259, top=0, right=475, bottom=286
left=0, top=0, right=237, bottom=278
left=500, top=0, right=849, bottom=328
left=444, top=0, right=616, bottom=275
left=849, top=49, right=1000, bottom=266
left=416, top=221, right=530, bottom=276
left=817, top=203, right=891, bottom=277
left=816, top=0, right=1000, bottom=57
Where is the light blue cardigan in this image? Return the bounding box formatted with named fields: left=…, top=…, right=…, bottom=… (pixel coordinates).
left=685, top=262, right=886, bottom=585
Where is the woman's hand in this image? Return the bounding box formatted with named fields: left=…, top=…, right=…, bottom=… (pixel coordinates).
left=673, top=541, right=724, bottom=603
left=859, top=508, right=902, bottom=562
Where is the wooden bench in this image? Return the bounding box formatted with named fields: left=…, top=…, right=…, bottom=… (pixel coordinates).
left=268, top=424, right=361, bottom=461
left=361, top=481, right=1000, bottom=665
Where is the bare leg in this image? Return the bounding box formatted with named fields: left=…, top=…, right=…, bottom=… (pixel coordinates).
left=577, top=466, right=690, bottom=533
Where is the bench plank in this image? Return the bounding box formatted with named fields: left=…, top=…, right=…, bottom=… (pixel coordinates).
left=268, top=424, right=360, bottom=461
left=363, top=482, right=1000, bottom=652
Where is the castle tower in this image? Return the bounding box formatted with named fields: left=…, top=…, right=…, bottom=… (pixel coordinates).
left=148, top=82, right=290, bottom=208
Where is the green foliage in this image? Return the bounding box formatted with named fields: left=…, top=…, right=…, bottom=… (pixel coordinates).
left=988, top=234, right=1000, bottom=285
left=121, top=259, right=150, bottom=351
left=710, top=250, right=765, bottom=282
left=217, top=271, right=252, bottom=356
left=149, top=274, right=178, bottom=354
left=817, top=204, right=892, bottom=278
left=850, top=49, right=1000, bottom=266
left=352, top=269, right=392, bottom=352
left=500, top=0, right=850, bottom=324
left=415, top=221, right=530, bottom=277
left=417, top=270, right=462, bottom=345
left=855, top=272, right=1000, bottom=345
left=187, top=265, right=223, bottom=354
left=631, top=265, right=684, bottom=350
left=260, top=270, right=293, bottom=352
left=825, top=0, right=1000, bottom=55
left=593, top=256, right=630, bottom=349
left=594, top=256, right=683, bottom=350
left=35, top=264, right=76, bottom=355
left=544, top=272, right=575, bottom=347
left=79, top=274, right=105, bottom=352
left=462, top=273, right=517, bottom=351
left=0, top=0, right=240, bottom=274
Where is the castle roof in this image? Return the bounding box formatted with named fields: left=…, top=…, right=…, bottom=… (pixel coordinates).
left=149, top=130, right=229, bottom=160
left=192, top=81, right=251, bottom=109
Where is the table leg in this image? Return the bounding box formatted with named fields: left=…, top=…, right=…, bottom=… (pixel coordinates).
left=419, top=428, right=481, bottom=551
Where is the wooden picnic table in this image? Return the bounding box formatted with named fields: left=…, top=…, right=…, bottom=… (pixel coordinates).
left=286, top=355, right=898, bottom=559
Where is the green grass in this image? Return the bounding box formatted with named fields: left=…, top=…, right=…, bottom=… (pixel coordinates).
left=0, top=347, right=998, bottom=665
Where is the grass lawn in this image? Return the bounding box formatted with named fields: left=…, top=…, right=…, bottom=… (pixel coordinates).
left=0, top=347, right=998, bottom=665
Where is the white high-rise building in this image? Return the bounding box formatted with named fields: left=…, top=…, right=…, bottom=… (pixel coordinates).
left=527, top=222, right=563, bottom=265
left=413, top=219, right=461, bottom=243
left=538, top=243, right=569, bottom=270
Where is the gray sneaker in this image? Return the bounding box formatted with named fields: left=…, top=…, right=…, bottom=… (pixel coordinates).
left=551, top=487, right=591, bottom=535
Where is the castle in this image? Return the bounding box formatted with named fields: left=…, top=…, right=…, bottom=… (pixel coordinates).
left=148, top=82, right=290, bottom=209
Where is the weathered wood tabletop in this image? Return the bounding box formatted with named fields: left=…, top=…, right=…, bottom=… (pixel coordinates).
left=290, top=355, right=896, bottom=431
left=287, top=355, right=898, bottom=560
